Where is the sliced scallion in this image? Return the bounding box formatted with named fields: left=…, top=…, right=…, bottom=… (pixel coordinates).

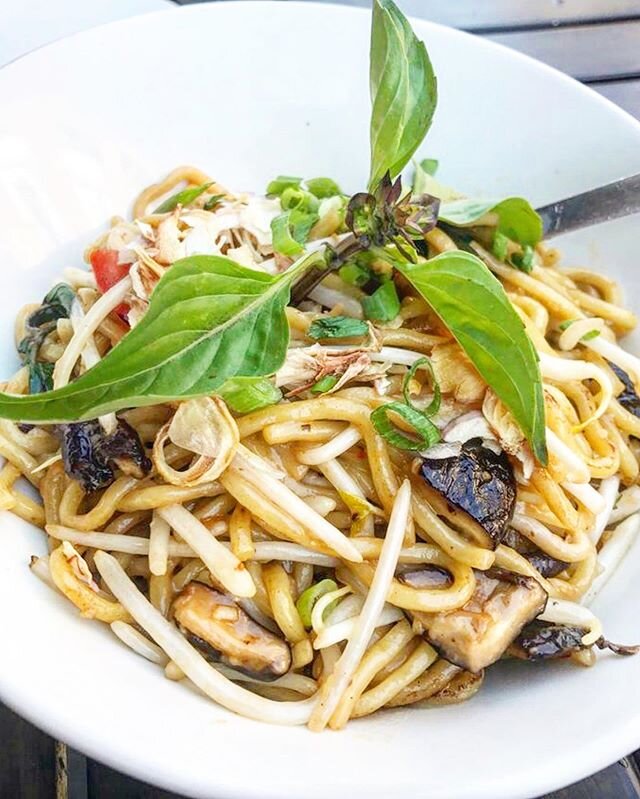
left=370, top=401, right=440, bottom=451
left=217, top=377, right=282, bottom=414
left=153, top=182, right=213, bottom=214
left=402, top=356, right=440, bottom=417
left=306, top=177, right=342, bottom=198
left=266, top=176, right=302, bottom=196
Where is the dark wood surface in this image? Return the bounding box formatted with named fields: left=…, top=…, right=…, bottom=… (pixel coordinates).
left=4, top=1, right=640, bottom=797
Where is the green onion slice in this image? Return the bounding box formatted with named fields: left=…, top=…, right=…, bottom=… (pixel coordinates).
left=371, top=401, right=440, bottom=451
left=296, top=579, right=339, bottom=628
left=306, top=177, right=342, bottom=198
left=153, top=182, right=213, bottom=214
left=217, top=377, right=282, bottom=414
left=266, top=176, right=302, bottom=196
left=402, top=356, right=441, bottom=417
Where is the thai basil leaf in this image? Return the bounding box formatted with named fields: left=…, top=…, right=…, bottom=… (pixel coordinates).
left=29, top=362, right=54, bottom=395
left=0, top=252, right=323, bottom=423
left=18, top=282, right=75, bottom=394
left=439, top=196, right=543, bottom=247
left=217, top=376, right=282, bottom=414
left=31, top=284, right=75, bottom=325
left=412, top=158, right=439, bottom=194
left=308, top=316, right=369, bottom=340
left=271, top=212, right=304, bottom=257
left=153, top=182, right=213, bottom=214
left=396, top=250, right=547, bottom=463
left=271, top=207, right=319, bottom=257
left=368, top=0, right=437, bottom=190
left=361, top=280, right=400, bottom=322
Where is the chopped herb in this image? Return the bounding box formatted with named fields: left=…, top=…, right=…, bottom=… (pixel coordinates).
left=280, top=187, right=319, bottom=214
left=308, top=316, right=369, bottom=340
left=306, top=177, right=342, bottom=199
left=509, top=244, right=535, bottom=273
left=217, top=377, right=282, bottom=413
left=403, top=356, right=440, bottom=416
left=17, top=283, right=75, bottom=395
left=361, top=279, right=400, bottom=322
left=153, top=182, right=213, bottom=214
left=492, top=231, right=509, bottom=262
left=28, top=362, right=54, bottom=395
left=271, top=209, right=319, bottom=257
left=419, top=158, right=438, bottom=176
left=559, top=319, right=576, bottom=331
left=339, top=261, right=373, bottom=288
left=311, top=375, right=339, bottom=394
left=266, top=176, right=302, bottom=196
left=203, top=194, right=225, bottom=211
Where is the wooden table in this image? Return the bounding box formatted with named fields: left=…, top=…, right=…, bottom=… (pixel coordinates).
left=3, top=1, right=640, bottom=797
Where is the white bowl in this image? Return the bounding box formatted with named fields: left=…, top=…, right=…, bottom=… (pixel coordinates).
left=1, top=4, right=640, bottom=798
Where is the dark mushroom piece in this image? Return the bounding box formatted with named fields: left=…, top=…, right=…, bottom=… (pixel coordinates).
left=419, top=437, right=516, bottom=548
left=173, top=582, right=291, bottom=681
left=509, top=623, right=640, bottom=661
left=412, top=570, right=547, bottom=673
left=508, top=621, right=585, bottom=661
left=58, top=419, right=151, bottom=492
left=501, top=528, right=568, bottom=578
left=525, top=552, right=568, bottom=579
left=398, top=565, right=453, bottom=590
left=608, top=361, right=640, bottom=418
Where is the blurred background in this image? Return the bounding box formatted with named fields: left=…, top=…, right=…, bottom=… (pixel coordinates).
left=1, top=1, right=640, bottom=798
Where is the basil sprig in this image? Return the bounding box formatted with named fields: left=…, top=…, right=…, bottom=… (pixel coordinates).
left=0, top=0, right=547, bottom=466
left=368, top=0, right=437, bottom=190
left=439, top=196, right=543, bottom=248
left=0, top=253, right=322, bottom=423
left=396, top=251, right=546, bottom=462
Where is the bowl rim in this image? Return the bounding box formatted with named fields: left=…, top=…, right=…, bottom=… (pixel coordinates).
left=2, top=4, right=640, bottom=798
